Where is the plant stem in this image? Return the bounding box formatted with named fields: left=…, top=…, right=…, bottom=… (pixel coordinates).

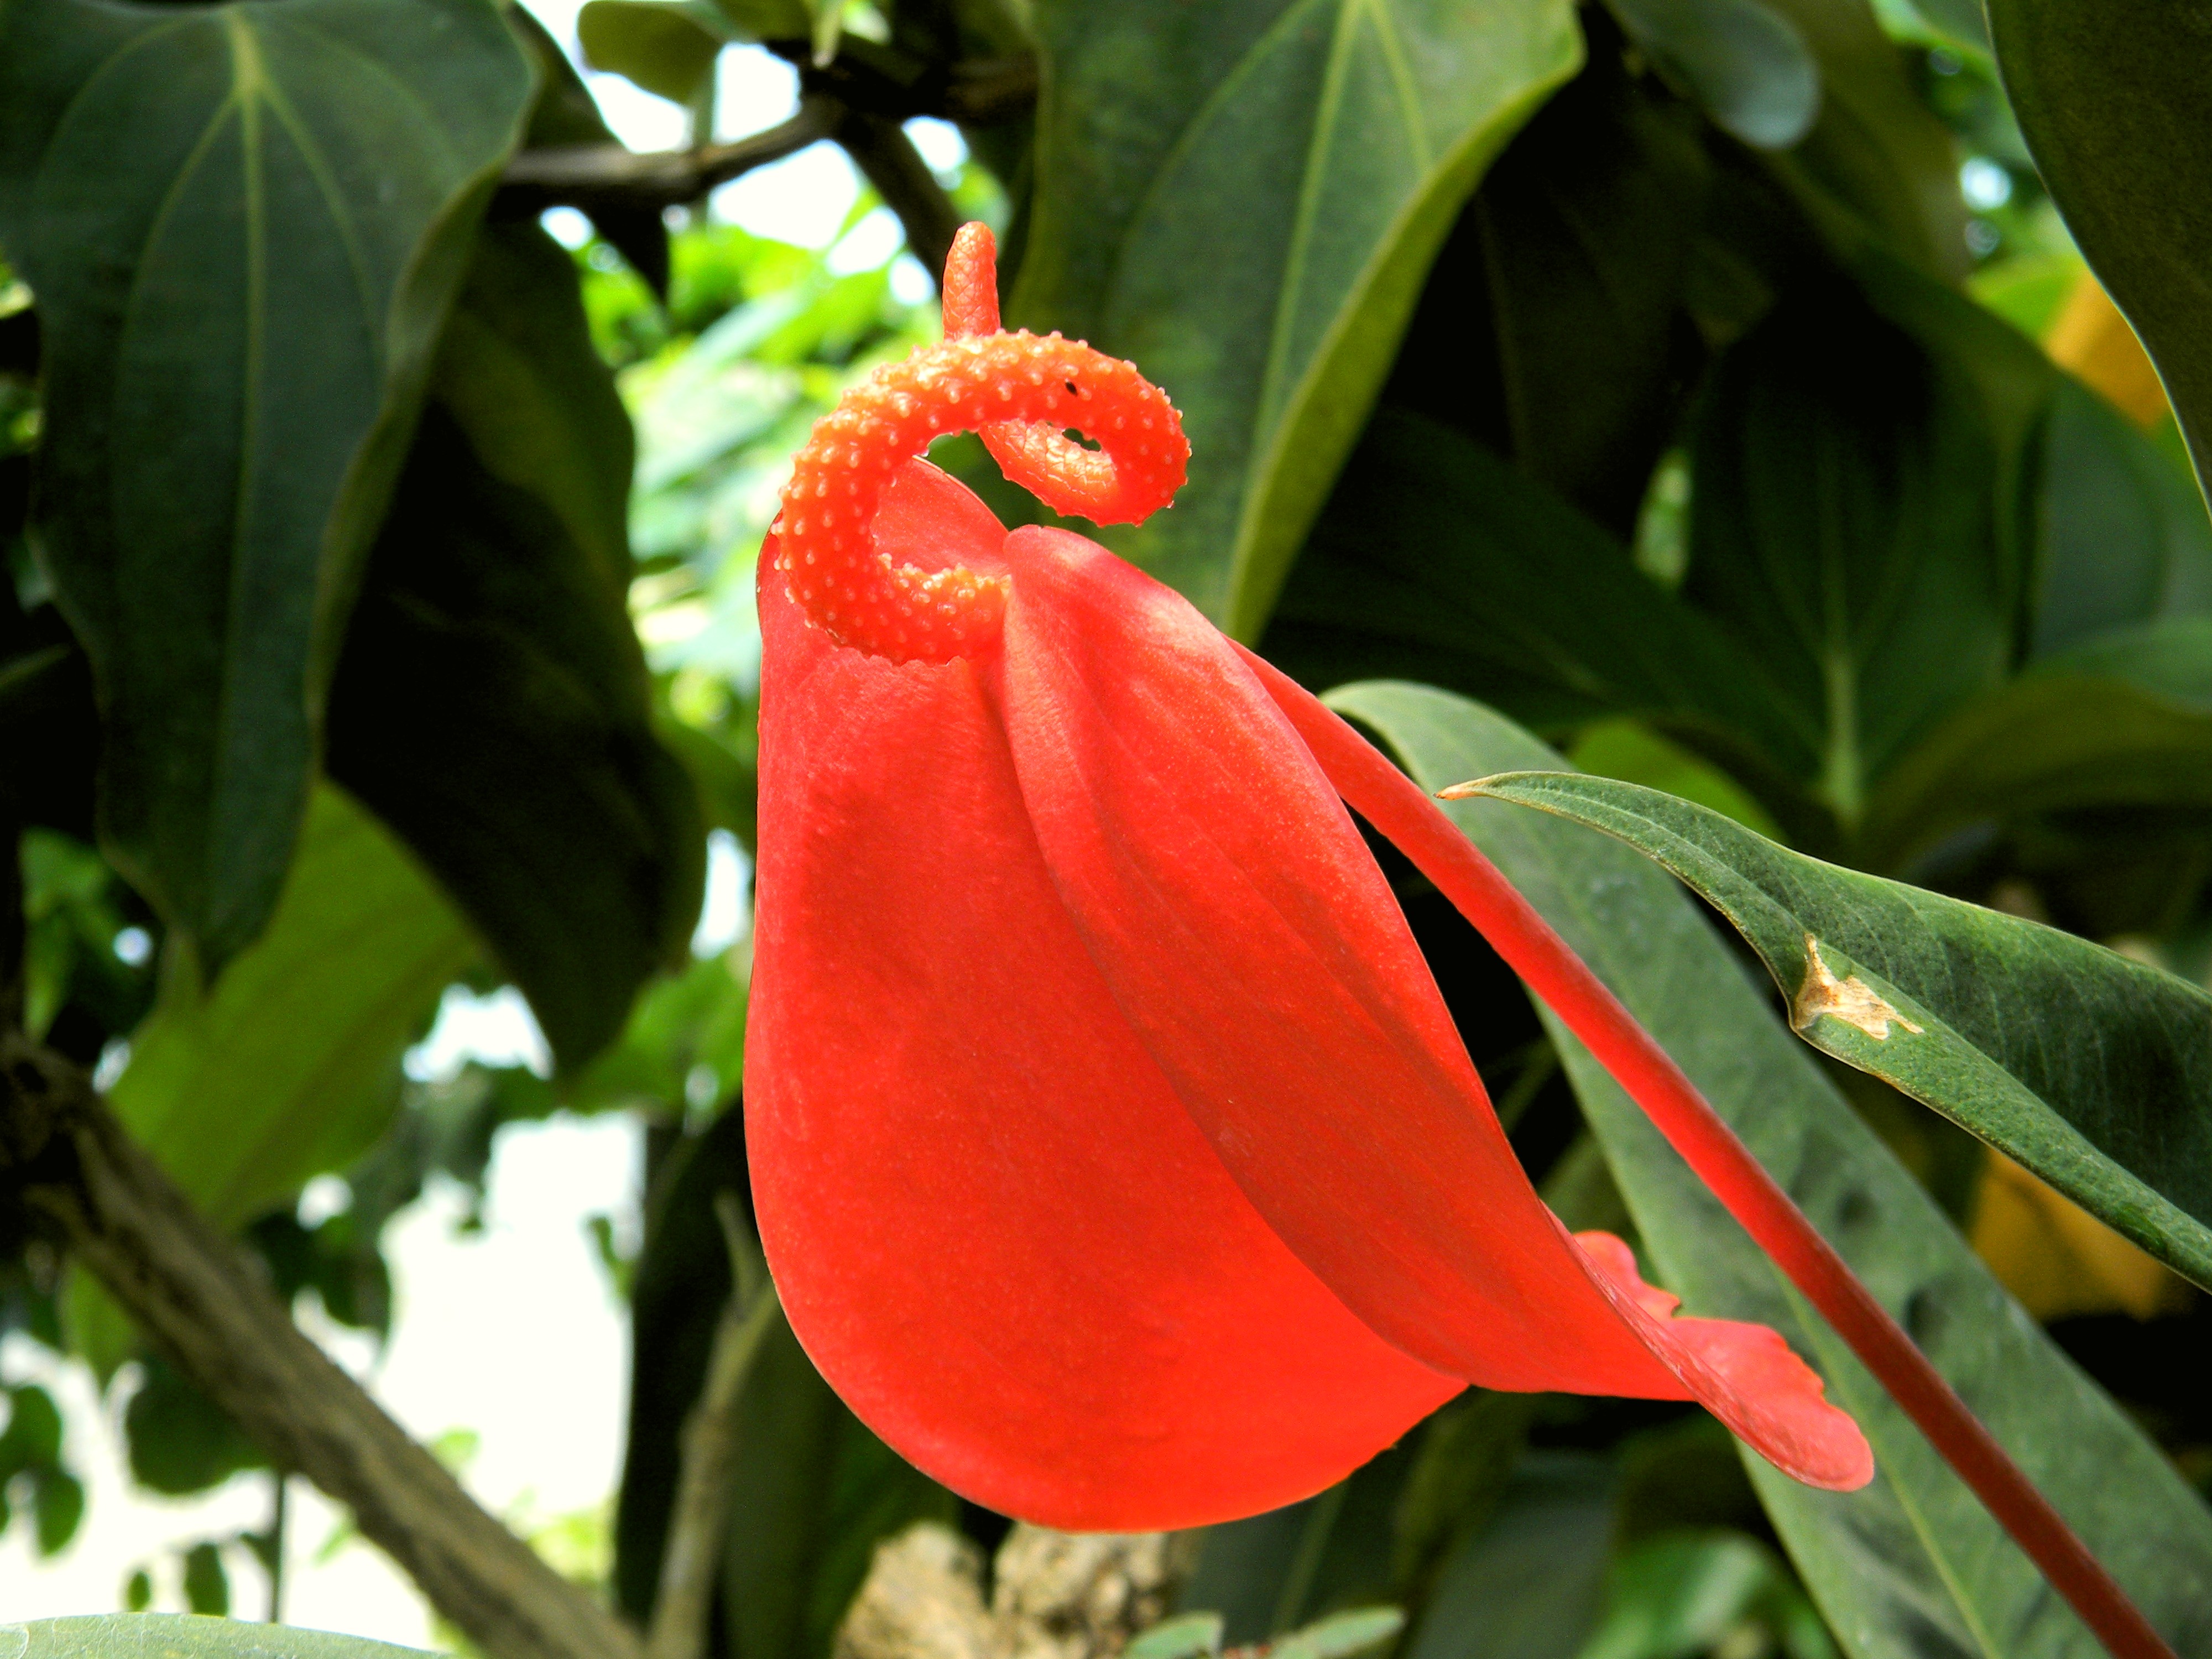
left=645, top=1199, right=785, bottom=1659
left=0, top=1034, right=643, bottom=1659
left=1244, top=651, right=2177, bottom=1659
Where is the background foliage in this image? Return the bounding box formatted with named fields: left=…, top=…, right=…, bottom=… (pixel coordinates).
left=3, top=0, right=2211, bottom=1655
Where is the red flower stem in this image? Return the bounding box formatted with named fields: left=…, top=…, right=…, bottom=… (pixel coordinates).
left=1245, top=653, right=2175, bottom=1659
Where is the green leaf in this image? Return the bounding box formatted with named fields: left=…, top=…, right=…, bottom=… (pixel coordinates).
left=565, top=947, right=748, bottom=1115
left=1860, top=617, right=2212, bottom=872
left=1458, top=767, right=2212, bottom=1288
left=1583, top=1532, right=1832, bottom=1659
left=107, top=784, right=473, bottom=1230
left=1988, top=0, right=2212, bottom=501
left=1604, top=0, right=1819, bottom=150
left=1754, top=0, right=1966, bottom=280
left=1275, top=1609, right=1405, bottom=1659
left=1684, top=291, right=2011, bottom=828
left=124, top=1358, right=267, bottom=1497
left=0, top=0, right=533, bottom=969
left=1400, top=1455, right=1616, bottom=1659
left=579, top=1, right=732, bottom=107
left=1387, top=48, right=1714, bottom=537
left=10, top=1616, right=433, bottom=1659
left=1262, top=411, right=1818, bottom=813
left=1013, top=0, right=1583, bottom=638
left=327, top=222, right=706, bottom=1072
left=1334, top=681, right=2212, bottom=1657
left=1127, top=1614, right=1225, bottom=1659
left=708, top=0, right=813, bottom=43
left=510, top=5, right=670, bottom=293
left=181, top=1544, right=230, bottom=1619
left=2032, top=377, right=2212, bottom=658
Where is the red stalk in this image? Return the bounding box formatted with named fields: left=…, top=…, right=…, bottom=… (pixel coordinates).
left=1246, top=650, right=2176, bottom=1659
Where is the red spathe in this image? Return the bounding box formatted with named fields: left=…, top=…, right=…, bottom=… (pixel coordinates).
left=750, top=460, right=1873, bottom=1528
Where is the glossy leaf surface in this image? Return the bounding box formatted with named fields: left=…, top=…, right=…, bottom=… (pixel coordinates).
left=1459, top=769, right=2212, bottom=1290
left=1013, top=0, right=1582, bottom=637
left=0, top=0, right=531, bottom=968
left=1336, top=682, right=2212, bottom=1657
left=327, top=223, right=705, bottom=1072
left=1989, top=0, right=2212, bottom=497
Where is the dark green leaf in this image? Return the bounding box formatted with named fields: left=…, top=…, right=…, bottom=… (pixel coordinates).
left=125, top=1359, right=267, bottom=1498
left=510, top=5, right=669, bottom=293
left=180, top=1546, right=230, bottom=1619
left=0, top=1385, right=62, bottom=1468
left=0, top=604, right=98, bottom=841
left=1180, top=1443, right=1423, bottom=1644
left=1861, top=618, right=2212, bottom=872
left=12, top=1617, right=431, bottom=1659
left=31, top=1472, right=83, bottom=1558
left=0, top=0, right=533, bottom=968
left=1754, top=0, right=1966, bottom=279
left=1989, top=0, right=2212, bottom=499
left=1263, top=411, right=1817, bottom=807
left=1401, top=1455, right=1616, bottom=1659
left=706, top=0, right=811, bottom=45
left=1335, top=682, right=2212, bottom=1657
left=1384, top=46, right=1714, bottom=537
left=2033, top=377, right=2212, bottom=658
left=1455, top=768, right=2212, bottom=1288
left=1013, top=0, right=1582, bottom=637
left=1605, top=0, right=1819, bottom=150
left=565, top=948, right=747, bottom=1115
left=328, top=222, right=706, bottom=1072
left=1685, top=290, right=2010, bottom=827
left=579, top=1, right=731, bottom=107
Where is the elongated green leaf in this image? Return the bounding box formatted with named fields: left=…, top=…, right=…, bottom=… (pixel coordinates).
left=1013, top=0, right=1581, bottom=638
left=111, top=786, right=474, bottom=1230
left=1458, top=769, right=2212, bottom=1288
left=0, top=0, right=532, bottom=969
left=1264, top=411, right=1817, bottom=805
left=1604, top=0, right=1819, bottom=150
left=1862, top=617, right=2212, bottom=871
left=327, top=223, right=706, bottom=1072
left=2033, top=377, right=2212, bottom=658
left=1685, top=291, right=2011, bottom=827
left=11, top=1616, right=430, bottom=1659
left=1335, top=682, right=2212, bottom=1657
left=1988, top=0, right=2212, bottom=500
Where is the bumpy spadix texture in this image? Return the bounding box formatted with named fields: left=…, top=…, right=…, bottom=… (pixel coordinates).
left=750, top=225, right=1871, bottom=1530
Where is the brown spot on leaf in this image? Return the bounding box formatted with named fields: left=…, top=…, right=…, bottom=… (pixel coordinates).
left=1793, top=936, right=1923, bottom=1041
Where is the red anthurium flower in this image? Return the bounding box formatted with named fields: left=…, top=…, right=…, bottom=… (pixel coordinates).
left=748, top=223, right=1871, bottom=1531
